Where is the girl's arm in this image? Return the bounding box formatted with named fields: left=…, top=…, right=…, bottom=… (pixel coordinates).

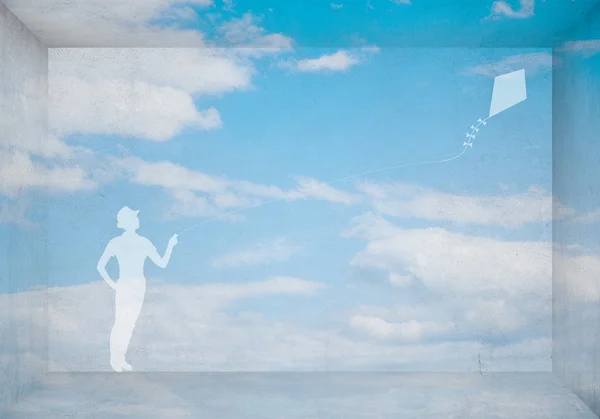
left=148, top=234, right=178, bottom=269
left=97, top=242, right=117, bottom=289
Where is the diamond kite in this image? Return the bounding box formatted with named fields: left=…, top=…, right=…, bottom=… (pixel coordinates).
left=489, top=69, right=527, bottom=118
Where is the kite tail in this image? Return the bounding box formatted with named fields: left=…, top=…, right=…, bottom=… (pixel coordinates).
left=177, top=116, right=492, bottom=236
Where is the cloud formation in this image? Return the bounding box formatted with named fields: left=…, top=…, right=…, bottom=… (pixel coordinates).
left=344, top=212, right=552, bottom=297
left=571, top=209, right=600, bottom=224
left=489, top=0, right=534, bottom=19
left=3, top=0, right=213, bottom=46
left=465, top=52, right=554, bottom=78
left=557, top=40, right=600, bottom=58
left=350, top=315, right=453, bottom=341
left=279, top=49, right=378, bottom=73
left=341, top=211, right=552, bottom=369
left=217, top=13, right=294, bottom=53
left=49, top=48, right=256, bottom=142
left=0, top=151, right=95, bottom=196
left=356, top=181, right=570, bottom=227
left=117, top=155, right=359, bottom=220
left=29, top=276, right=550, bottom=372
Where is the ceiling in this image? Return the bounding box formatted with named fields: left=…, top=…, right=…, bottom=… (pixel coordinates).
left=2, top=0, right=599, bottom=48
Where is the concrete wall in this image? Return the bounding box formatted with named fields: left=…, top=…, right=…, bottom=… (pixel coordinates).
left=553, top=3, right=600, bottom=416
left=0, top=1, right=48, bottom=414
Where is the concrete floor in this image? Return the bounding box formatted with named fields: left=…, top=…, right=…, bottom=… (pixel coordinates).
left=6, top=372, right=598, bottom=418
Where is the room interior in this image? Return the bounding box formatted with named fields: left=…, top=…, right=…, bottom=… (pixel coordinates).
left=2, top=0, right=600, bottom=417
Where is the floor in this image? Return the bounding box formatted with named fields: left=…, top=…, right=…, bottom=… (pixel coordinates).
left=6, top=372, right=598, bottom=418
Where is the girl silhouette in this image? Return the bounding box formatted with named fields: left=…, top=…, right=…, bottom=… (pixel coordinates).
left=97, top=206, right=178, bottom=372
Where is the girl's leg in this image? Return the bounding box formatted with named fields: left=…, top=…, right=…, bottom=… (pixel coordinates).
left=110, top=281, right=145, bottom=371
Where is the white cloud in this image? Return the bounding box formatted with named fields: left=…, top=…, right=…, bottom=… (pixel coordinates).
left=22, top=277, right=550, bottom=372
left=217, top=13, right=294, bottom=53
left=20, top=19, right=294, bottom=209
left=465, top=52, right=554, bottom=78
left=350, top=315, right=395, bottom=339
left=350, top=291, right=549, bottom=358
left=51, top=49, right=254, bottom=96
left=0, top=150, right=96, bottom=196
left=121, top=157, right=275, bottom=217
left=356, top=182, right=570, bottom=227
left=297, top=51, right=358, bottom=72
left=51, top=77, right=222, bottom=141
left=343, top=212, right=552, bottom=298
left=117, top=156, right=358, bottom=219
left=49, top=48, right=257, bottom=141
left=199, top=276, right=326, bottom=299
left=32, top=21, right=295, bottom=216
left=47, top=36, right=295, bottom=141
left=388, top=272, right=412, bottom=287
left=0, top=81, right=74, bottom=159
left=10, top=278, right=330, bottom=371
left=557, top=40, right=600, bottom=58
left=343, top=213, right=552, bottom=361
left=571, top=209, right=600, bottom=224
left=160, top=5, right=200, bottom=23
left=331, top=3, right=344, bottom=9
left=166, top=189, right=245, bottom=220
left=124, top=157, right=231, bottom=194
left=0, top=71, right=94, bottom=198
left=222, top=0, right=236, bottom=12
left=464, top=299, right=526, bottom=334
left=281, top=50, right=361, bottom=73
left=3, top=0, right=213, bottom=47
left=390, top=0, right=411, bottom=4
left=212, top=238, right=300, bottom=268
left=489, top=0, right=534, bottom=19
left=350, top=316, right=452, bottom=341
left=17, top=134, right=75, bottom=159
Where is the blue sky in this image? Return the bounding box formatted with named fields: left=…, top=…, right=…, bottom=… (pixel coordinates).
left=159, top=0, right=597, bottom=47
left=2, top=0, right=600, bottom=373
left=49, top=47, right=552, bottom=287
left=42, top=45, right=555, bottom=370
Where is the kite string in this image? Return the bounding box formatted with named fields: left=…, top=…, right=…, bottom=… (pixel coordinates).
left=177, top=116, right=491, bottom=235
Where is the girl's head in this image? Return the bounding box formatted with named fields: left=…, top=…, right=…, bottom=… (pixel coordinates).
left=117, top=206, right=140, bottom=231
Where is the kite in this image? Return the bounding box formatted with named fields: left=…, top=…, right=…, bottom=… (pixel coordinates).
left=463, top=69, right=527, bottom=148
left=175, top=69, right=529, bottom=235
left=489, top=69, right=527, bottom=118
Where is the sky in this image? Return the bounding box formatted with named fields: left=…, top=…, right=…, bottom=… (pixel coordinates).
left=2, top=0, right=600, bottom=375
left=2, top=0, right=598, bottom=46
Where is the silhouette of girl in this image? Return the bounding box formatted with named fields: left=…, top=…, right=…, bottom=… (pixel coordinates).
left=97, top=206, right=178, bottom=372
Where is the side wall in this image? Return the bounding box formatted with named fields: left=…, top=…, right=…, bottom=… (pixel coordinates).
left=0, top=1, right=48, bottom=413
left=553, top=3, right=600, bottom=416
